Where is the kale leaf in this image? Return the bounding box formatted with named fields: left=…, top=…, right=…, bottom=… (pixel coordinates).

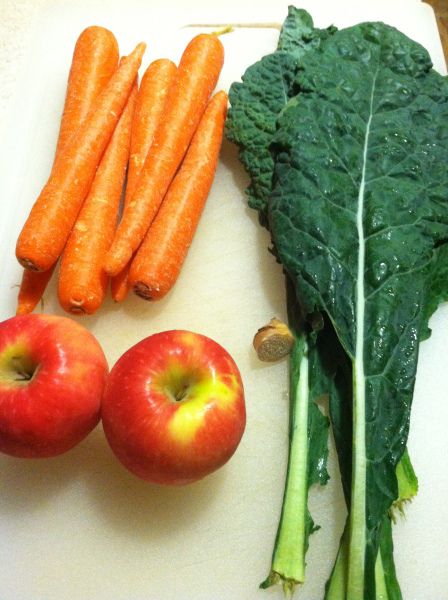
left=226, top=7, right=334, bottom=224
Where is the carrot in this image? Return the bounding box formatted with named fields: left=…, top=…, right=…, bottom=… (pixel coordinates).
left=16, top=265, right=56, bottom=315
left=15, top=41, right=145, bottom=273
left=111, top=58, right=177, bottom=303
left=126, top=58, right=177, bottom=201
left=55, top=26, right=119, bottom=155
left=15, top=26, right=119, bottom=314
left=110, top=266, right=132, bottom=303
left=103, top=34, right=224, bottom=277
left=57, top=82, right=137, bottom=315
left=129, top=90, right=228, bottom=301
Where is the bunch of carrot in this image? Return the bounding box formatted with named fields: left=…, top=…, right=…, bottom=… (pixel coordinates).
left=15, top=25, right=227, bottom=316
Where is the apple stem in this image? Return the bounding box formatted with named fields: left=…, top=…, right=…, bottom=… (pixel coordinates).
left=15, top=372, right=32, bottom=381
left=175, top=386, right=188, bottom=402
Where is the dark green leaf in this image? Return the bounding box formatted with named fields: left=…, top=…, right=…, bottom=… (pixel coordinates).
left=278, top=6, right=336, bottom=59
left=226, top=51, right=299, bottom=222
left=225, top=7, right=334, bottom=224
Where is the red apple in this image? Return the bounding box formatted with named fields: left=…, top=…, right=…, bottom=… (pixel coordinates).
left=0, top=314, right=108, bottom=458
left=102, top=330, right=246, bottom=485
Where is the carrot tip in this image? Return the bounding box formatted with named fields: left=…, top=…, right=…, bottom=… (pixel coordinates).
left=132, top=42, right=146, bottom=61
left=17, top=257, right=40, bottom=272
left=133, top=281, right=154, bottom=301
left=16, top=305, right=32, bottom=316
left=112, top=290, right=129, bottom=303
left=104, top=246, right=133, bottom=277
left=69, top=306, right=86, bottom=315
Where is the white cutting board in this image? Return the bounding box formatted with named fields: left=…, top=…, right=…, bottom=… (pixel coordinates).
left=0, top=1, right=447, bottom=599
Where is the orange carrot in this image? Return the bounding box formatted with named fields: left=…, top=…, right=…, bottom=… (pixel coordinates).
left=16, top=265, right=56, bottom=315
left=109, top=267, right=129, bottom=302
left=104, top=34, right=224, bottom=277
left=57, top=82, right=137, bottom=315
left=110, top=263, right=132, bottom=303
left=126, top=58, right=177, bottom=201
left=111, top=58, right=177, bottom=303
left=15, top=26, right=119, bottom=314
left=16, top=41, right=145, bottom=273
left=129, top=90, right=227, bottom=301
left=55, top=26, right=119, bottom=155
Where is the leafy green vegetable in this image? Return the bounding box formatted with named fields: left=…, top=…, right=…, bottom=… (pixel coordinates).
left=226, top=7, right=333, bottom=224
left=227, top=7, right=447, bottom=599
left=269, top=21, right=448, bottom=598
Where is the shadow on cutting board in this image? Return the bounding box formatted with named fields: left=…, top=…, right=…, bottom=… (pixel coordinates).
left=80, top=429, right=228, bottom=542
left=0, top=427, right=226, bottom=543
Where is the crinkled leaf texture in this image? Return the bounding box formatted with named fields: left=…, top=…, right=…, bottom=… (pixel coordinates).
left=270, top=21, right=448, bottom=598
left=226, top=6, right=333, bottom=224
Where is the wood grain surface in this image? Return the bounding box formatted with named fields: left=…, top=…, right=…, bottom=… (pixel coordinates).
left=424, top=0, right=448, bottom=65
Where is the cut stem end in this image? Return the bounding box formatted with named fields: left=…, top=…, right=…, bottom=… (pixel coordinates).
left=253, top=318, right=294, bottom=361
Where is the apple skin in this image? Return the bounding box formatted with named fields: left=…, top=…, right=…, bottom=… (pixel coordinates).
left=0, top=314, right=108, bottom=458
left=102, top=330, right=246, bottom=485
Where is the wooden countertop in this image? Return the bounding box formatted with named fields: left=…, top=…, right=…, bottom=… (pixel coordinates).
left=424, top=0, right=448, bottom=65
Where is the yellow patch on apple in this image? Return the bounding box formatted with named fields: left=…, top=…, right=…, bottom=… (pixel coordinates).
left=168, top=374, right=240, bottom=445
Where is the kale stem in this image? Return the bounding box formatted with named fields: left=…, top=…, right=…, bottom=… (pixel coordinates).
left=375, top=517, right=403, bottom=600
left=374, top=553, right=389, bottom=600
left=347, top=369, right=367, bottom=598
left=326, top=517, right=403, bottom=599
left=347, top=68, right=377, bottom=600
left=261, top=335, right=309, bottom=593
left=325, top=527, right=348, bottom=599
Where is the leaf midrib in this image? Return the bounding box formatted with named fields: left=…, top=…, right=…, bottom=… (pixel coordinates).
left=347, top=68, right=379, bottom=600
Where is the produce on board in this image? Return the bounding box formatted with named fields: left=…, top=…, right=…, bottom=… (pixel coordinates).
left=111, top=58, right=177, bottom=302
left=15, top=29, right=226, bottom=315
left=15, top=41, right=145, bottom=273
left=15, top=25, right=119, bottom=314
left=57, top=82, right=137, bottom=315
left=4, top=26, right=243, bottom=490
left=102, top=330, right=246, bottom=485
left=1, top=6, right=447, bottom=599
left=0, top=314, right=108, bottom=458
left=103, top=33, right=225, bottom=277
left=226, top=6, right=447, bottom=598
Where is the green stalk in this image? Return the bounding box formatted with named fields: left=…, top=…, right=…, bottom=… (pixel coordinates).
left=374, top=518, right=402, bottom=600
left=261, top=335, right=309, bottom=596
left=326, top=518, right=402, bottom=600
left=326, top=450, right=416, bottom=598
left=325, top=528, right=349, bottom=599
left=347, top=70, right=377, bottom=599
left=374, top=554, right=389, bottom=600
left=347, top=368, right=367, bottom=598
